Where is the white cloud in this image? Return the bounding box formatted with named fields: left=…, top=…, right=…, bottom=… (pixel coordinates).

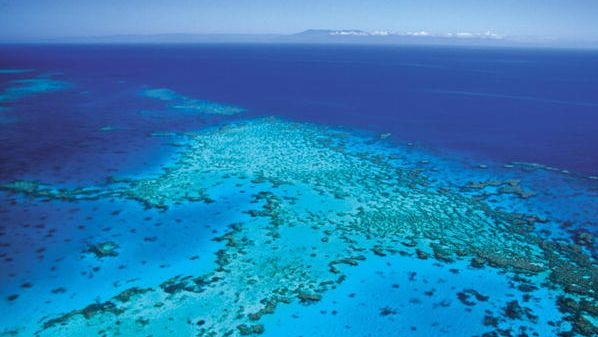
left=329, top=30, right=369, bottom=36
left=447, top=31, right=503, bottom=39
left=325, top=30, right=504, bottom=40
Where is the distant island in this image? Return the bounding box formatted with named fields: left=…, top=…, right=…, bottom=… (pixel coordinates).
left=2, top=29, right=593, bottom=48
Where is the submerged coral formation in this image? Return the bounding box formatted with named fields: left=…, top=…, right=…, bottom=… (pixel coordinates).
left=0, top=73, right=71, bottom=126
left=0, top=76, right=71, bottom=103
left=0, top=69, right=33, bottom=74
left=142, top=88, right=246, bottom=115
left=1, top=117, right=596, bottom=336
left=85, top=241, right=120, bottom=258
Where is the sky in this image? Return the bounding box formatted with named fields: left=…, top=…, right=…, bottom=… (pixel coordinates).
left=1, top=0, right=597, bottom=43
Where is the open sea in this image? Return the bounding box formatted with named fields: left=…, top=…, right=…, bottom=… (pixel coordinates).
left=0, top=44, right=597, bottom=337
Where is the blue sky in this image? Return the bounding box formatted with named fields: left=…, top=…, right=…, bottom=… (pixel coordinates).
left=1, top=0, right=597, bottom=42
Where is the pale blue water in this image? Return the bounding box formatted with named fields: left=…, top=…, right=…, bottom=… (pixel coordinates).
left=0, top=44, right=596, bottom=337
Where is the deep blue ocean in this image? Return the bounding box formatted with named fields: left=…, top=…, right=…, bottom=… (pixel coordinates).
left=2, top=44, right=598, bottom=179
left=0, top=44, right=596, bottom=337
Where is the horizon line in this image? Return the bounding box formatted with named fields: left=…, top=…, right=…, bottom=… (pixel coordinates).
left=1, top=30, right=597, bottom=50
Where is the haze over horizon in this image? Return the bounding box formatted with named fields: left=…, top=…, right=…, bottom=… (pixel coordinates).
left=1, top=0, right=598, bottom=46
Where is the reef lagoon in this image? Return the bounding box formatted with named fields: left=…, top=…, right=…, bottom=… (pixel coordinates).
left=0, top=45, right=597, bottom=337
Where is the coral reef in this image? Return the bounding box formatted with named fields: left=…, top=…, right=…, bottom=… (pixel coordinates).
left=0, top=75, right=71, bottom=103
left=142, top=88, right=246, bottom=116
left=85, top=241, right=120, bottom=258
left=1, top=117, right=596, bottom=336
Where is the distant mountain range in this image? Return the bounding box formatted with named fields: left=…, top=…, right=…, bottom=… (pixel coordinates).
left=3, top=29, right=594, bottom=48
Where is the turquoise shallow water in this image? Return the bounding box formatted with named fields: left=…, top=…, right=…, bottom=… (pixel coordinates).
left=0, top=46, right=597, bottom=337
